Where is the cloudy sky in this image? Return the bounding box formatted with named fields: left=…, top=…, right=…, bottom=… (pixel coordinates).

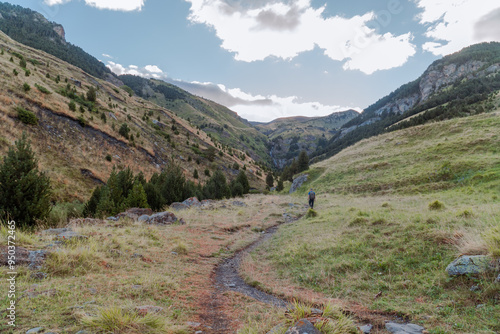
left=7, top=0, right=500, bottom=122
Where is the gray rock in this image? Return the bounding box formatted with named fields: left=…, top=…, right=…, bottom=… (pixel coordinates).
left=55, top=231, right=88, bottom=241
left=470, top=285, right=480, bottom=292
left=135, top=305, right=163, bottom=315
left=26, top=327, right=44, bottom=334
left=285, top=319, right=320, bottom=334
left=360, top=324, right=373, bottom=334
left=187, top=322, right=201, bottom=328
left=146, top=211, right=178, bottom=225
left=107, top=216, right=119, bottom=221
left=232, top=201, right=247, bottom=207
left=495, top=274, right=500, bottom=283
left=170, top=202, right=189, bottom=211
left=30, top=272, right=48, bottom=280
left=1, top=247, right=48, bottom=268
left=386, top=322, right=424, bottom=334
left=446, top=255, right=494, bottom=276
left=289, top=174, right=308, bottom=194
left=138, top=214, right=150, bottom=222
left=117, top=208, right=154, bottom=220
left=183, top=197, right=201, bottom=207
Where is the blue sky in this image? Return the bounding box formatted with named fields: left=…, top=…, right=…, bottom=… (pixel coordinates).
left=6, top=0, right=500, bottom=122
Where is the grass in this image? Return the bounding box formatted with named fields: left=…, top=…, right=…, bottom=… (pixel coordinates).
left=239, top=111, right=500, bottom=333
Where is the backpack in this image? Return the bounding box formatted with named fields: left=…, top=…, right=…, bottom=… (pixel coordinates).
left=309, top=191, right=315, bottom=200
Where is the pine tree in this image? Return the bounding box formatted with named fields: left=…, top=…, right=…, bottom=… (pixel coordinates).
left=235, top=170, right=250, bottom=194
left=86, top=86, right=97, bottom=102
left=126, top=182, right=149, bottom=208
left=276, top=177, right=284, bottom=192
left=193, top=169, right=199, bottom=179
left=266, top=173, right=274, bottom=189
left=297, top=150, right=309, bottom=172
left=203, top=170, right=231, bottom=199
left=0, top=133, right=52, bottom=227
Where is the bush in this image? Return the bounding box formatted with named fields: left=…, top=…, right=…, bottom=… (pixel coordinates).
left=77, top=116, right=88, bottom=127
left=22, top=83, right=31, bottom=92
left=119, top=123, right=130, bottom=139
left=19, top=57, right=27, bottom=68
left=16, top=107, right=38, bottom=125
left=86, top=86, right=97, bottom=102
left=35, top=84, right=51, bottom=94
left=203, top=170, right=231, bottom=200
left=0, top=133, right=52, bottom=227
left=428, top=200, right=445, bottom=211
left=193, top=169, right=199, bottom=179
left=204, top=169, right=210, bottom=177
left=105, top=154, right=112, bottom=162
left=68, top=100, right=76, bottom=111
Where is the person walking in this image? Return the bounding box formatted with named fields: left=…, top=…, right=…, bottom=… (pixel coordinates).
left=308, top=188, right=316, bottom=209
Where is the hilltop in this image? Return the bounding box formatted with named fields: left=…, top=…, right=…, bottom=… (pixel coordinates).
left=0, top=30, right=266, bottom=203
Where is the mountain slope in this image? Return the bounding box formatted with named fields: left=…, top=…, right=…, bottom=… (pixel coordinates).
left=0, top=2, right=114, bottom=80
left=119, top=75, right=272, bottom=165
left=252, top=110, right=358, bottom=168
left=0, top=30, right=266, bottom=202
left=312, top=42, right=500, bottom=162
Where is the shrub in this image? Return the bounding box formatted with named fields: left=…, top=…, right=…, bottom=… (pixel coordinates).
left=13, top=69, right=18, bottom=76
left=429, top=200, right=445, bottom=211
left=86, top=86, right=97, bottom=102
left=35, top=84, right=51, bottom=94
left=19, top=57, right=27, bottom=68
left=22, top=83, right=31, bottom=92
left=126, top=182, right=149, bottom=208
left=306, top=209, right=318, bottom=218
left=119, top=123, right=130, bottom=139
left=68, top=100, right=76, bottom=111
left=0, top=133, right=52, bottom=227
left=105, top=154, right=112, bottom=162
left=204, top=169, right=210, bottom=177
left=16, top=107, right=38, bottom=125
left=203, top=170, right=231, bottom=200
left=77, top=116, right=88, bottom=127
left=193, top=169, right=199, bottom=179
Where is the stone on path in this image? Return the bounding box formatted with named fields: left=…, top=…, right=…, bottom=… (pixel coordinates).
left=386, top=322, right=425, bottom=334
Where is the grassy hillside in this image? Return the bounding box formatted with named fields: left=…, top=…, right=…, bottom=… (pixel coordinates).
left=119, top=75, right=272, bottom=165
left=242, top=110, right=500, bottom=333
left=0, top=31, right=266, bottom=203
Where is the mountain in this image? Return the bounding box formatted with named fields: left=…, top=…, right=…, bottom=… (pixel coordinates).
left=312, top=42, right=500, bottom=162
left=119, top=75, right=272, bottom=165
left=0, top=2, right=114, bottom=80
left=0, top=30, right=266, bottom=202
left=252, top=110, right=358, bottom=168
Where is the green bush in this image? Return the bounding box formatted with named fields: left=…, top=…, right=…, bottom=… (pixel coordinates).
left=35, top=84, right=51, bottom=94
left=203, top=170, right=231, bottom=200
left=22, top=83, right=31, bottom=92
left=204, top=169, right=210, bottom=177
left=428, top=200, right=445, bottom=211
left=77, top=116, right=88, bottom=127
left=68, top=100, right=76, bottom=111
left=119, top=123, right=130, bottom=139
left=16, top=107, right=38, bottom=125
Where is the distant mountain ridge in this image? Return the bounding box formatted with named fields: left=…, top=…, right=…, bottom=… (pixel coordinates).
left=312, top=42, right=500, bottom=162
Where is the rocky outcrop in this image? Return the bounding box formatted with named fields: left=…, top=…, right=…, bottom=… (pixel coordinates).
left=0, top=246, right=48, bottom=269
left=116, top=208, right=153, bottom=220
left=144, top=211, right=184, bottom=225
left=386, top=322, right=424, bottom=334
left=284, top=319, right=320, bottom=334
left=289, top=174, right=308, bottom=194
left=52, top=25, right=66, bottom=43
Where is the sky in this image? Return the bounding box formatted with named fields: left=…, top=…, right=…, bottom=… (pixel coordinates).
left=5, top=0, right=500, bottom=122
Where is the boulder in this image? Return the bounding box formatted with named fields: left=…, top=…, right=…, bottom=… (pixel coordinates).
left=183, top=197, right=201, bottom=207
left=385, top=322, right=424, bottom=334
left=360, top=324, right=373, bottom=334
left=146, top=212, right=178, bottom=225
left=289, top=174, right=308, bottom=194
left=138, top=214, right=150, bottom=222
left=117, top=208, right=154, bottom=220
left=446, top=255, right=494, bottom=276
left=170, top=202, right=189, bottom=211
left=285, top=319, right=321, bottom=334
left=232, top=201, right=247, bottom=207
left=1, top=247, right=48, bottom=269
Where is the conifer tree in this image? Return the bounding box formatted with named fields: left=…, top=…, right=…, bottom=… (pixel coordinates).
left=0, top=133, right=52, bottom=227
left=126, top=182, right=149, bottom=208
left=297, top=150, right=309, bottom=172
left=266, top=173, right=274, bottom=189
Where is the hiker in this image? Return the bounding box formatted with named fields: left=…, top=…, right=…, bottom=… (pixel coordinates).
left=308, top=188, right=316, bottom=209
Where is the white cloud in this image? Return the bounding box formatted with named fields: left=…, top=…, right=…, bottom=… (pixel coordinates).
left=102, top=53, right=113, bottom=59
left=184, top=0, right=416, bottom=74
left=106, top=61, right=163, bottom=79
left=44, top=0, right=145, bottom=11
left=415, top=0, right=500, bottom=55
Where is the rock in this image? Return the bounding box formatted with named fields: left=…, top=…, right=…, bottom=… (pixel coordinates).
left=30, top=272, right=48, bottom=280
left=446, top=255, right=494, bottom=276
left=107, top=216, right=119, bottom=221
left=23, top=289, right=57, bottom=299
left=26, top=327, right=44, bottom=334
left=0, top=247, right=48, bottom=268
left=386, top=322, right=425, bottom=334
left=310, top=308, right=323, bottom=316
left=359, top=324, right=373, bottom=334
left=138, top=214, right=150, bottom=222
left=289, top=174, right=308, bottom=194
left=285, top=319, right=321, bottom=334
left=68, top=218, right=107, bottom=226
left=146, top=212, right=178, bottom=225
left=135, top=305, right=163, bottom=316
left=183, top=197, right=201, bottom=207
left=232, top=201, right=247, bottom=207
left=75, top=331, right=90, bottom=334
left=55, top=231, right=88, bottom=241
left=117, top=208, right=154, bottom=220
left=187, top=322, right=201, bottom=328
left=131, top=285, right=142, bottom=289
left=170, top=202, right=189, bottom=211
